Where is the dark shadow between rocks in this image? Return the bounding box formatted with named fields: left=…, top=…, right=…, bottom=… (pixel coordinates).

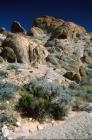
left=64, top=72, right=81, bottom=84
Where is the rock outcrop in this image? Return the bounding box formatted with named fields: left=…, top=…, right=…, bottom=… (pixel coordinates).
left=11, top=21, right=26, bottom=33
left=32, top=16, right=64, bottom=32
left=1, top=47, right=17, bottom=63
left=50, top=22, right=86, bottom=40
left=0, top=16, right=92, bottom=84
left=2, top=33, right=30, bottom=63
left=1, top=32, right=48, bottom=64
left=0, top=28, right=8, bottom=36
left=32, top=16, right=86, bottom=40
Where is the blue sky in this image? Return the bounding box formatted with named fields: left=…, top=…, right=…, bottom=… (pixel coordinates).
left=0, top=0, right=92, bottom=31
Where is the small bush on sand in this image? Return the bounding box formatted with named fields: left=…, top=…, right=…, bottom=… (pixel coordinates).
left=18, top=80, right=72, bottom=120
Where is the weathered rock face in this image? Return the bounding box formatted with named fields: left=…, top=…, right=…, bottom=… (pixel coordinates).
left=33, top=16, right=64, bottom=33
left=32, top=16, right=86, bottom=40
left=11, top=21, right=26, bottom=33
left=50, top=22, right=86, bottom=40
left=29, top=43, right=48, bottom=65
left=82, top=44, right=92, bottom=64
left=0, top=16, right=92, bottom=84
left=2, top=33, right=30, bottom=63
left=65, top=22, right=86, bottom=35
left=1, top=33, right=48, bottom=64
left=0, top=28, right=7, bottom=47
left=1, top=47, right=16, bottom=63
left=27, top=27, right=44, bottom=37
left=0, top=34, right=6, bottom=47
left=0, top=28, right=8, bottom=36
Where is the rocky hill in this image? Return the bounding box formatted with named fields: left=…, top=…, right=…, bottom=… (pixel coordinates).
left=0, top=16, right=92, bottom=84
left=0, top=16, right=92, bottom=139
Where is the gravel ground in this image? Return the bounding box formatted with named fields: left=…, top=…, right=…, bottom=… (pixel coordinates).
left=30, top=112, right=92, bottom=139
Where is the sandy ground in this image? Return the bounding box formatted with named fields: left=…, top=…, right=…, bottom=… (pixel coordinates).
left=10, top=111, right=78, bottom=139
left=30, top=112, right=92, bottom=139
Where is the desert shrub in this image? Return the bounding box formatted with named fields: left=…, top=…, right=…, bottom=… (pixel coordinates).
left=0, top=82, right=19, bottom=99
left=0, top=114, right=17, bottom=125
left=71, top=96, right=87, bottom=111
left=86, top=93, right=92, bottom=102
left=69, top=81, right=80, bottom=90
left=77, top=84, right=92, bottom=102
left=49, top=89, right=72, bottom=119
left=19, top=80, right=92, bottom=119
left=19, top=80, right=72, bottom=120
left=68, top=83, right=92, bottom=111
left=19, top=90, right=51, bottom=119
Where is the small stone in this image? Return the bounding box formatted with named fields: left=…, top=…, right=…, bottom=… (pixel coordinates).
left=30, top=71, right=33, bottom=73
left=29, top=118, right=32, bottom=121
left=16, top=121, right=21, bottom=127
left=2, top=125, right=10, bottom=138
left=37, top=125, right=43, bottom=131
left=47, top=79, right=53, bottom=83
left=51, top=120, right=55, bottom=125
left=29, top=129, right=32, bottom=133
left=6, top=101, right=9, bottom=104
left=2, top=79, right=6, bottom=83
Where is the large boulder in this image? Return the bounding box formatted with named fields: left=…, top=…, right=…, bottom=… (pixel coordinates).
left=51, top=22, right=86, bottom=40
left=27, top=26, right=50, bottom=44
left=1, top=47, right=17, bottom=63
left=1, top=33, right=48, bottom=64
left=2, top=33, right=30, bottom=63
left=11, top=21, right=26, bottom=33
left=66, top=22, right=86, bottom=34
left=82, top=45, right=92, bottom=64
left=0, top=28, right=7, bottom=46
left=33, top=16, right=64, bottom=33
left=27, top=27, right=44, bottom=37
left=0, top=34, right=6, bottom=46
left=0, top=28, right=8, bottom=36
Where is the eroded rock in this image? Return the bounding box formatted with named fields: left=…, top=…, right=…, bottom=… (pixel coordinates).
left=11, top=21, right=26, bottom=33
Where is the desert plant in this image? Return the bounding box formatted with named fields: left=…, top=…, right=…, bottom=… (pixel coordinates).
left=19, top=80, right=72, bottom=120
left=19, top=90, right=51, bottom=119
left=19, top=91, right=38, bottom=117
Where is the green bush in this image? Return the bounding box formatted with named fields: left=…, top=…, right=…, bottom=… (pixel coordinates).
left=19, top=80, right=92, bottom=120
left=19, top=90, right=51, bottom=119
left=68, top=83, right=92, bottom=111
left=19, top=80, right=72, bottom=120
